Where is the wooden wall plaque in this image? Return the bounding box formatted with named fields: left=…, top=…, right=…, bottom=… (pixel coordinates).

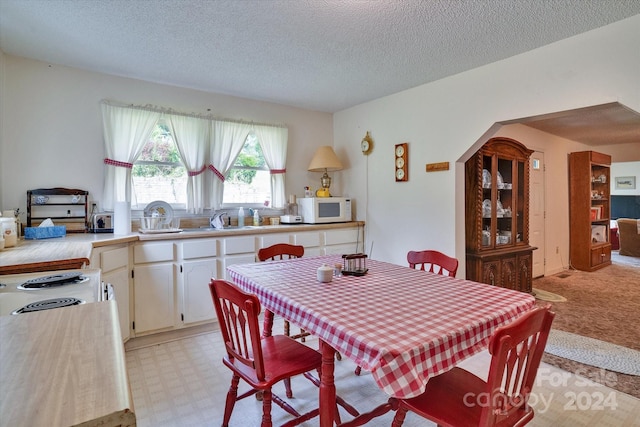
left=426, top=162, right=450, bottom=172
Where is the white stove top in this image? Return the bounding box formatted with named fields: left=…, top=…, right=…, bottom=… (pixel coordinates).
left=0, top=269, right=101, bottom=316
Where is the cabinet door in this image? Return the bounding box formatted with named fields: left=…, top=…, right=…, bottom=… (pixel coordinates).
left=481, top=260, right=500, bottom=287
left=181, top=259, right=219, bottom=325
left=516, top=253, right=532, bottom=293
left=133, top=263, right=175, bottom=334
left=99, top=246, right=131, bottom=341
left=499, top=256, right=518, bottom=290
left=103, top=268, right=131, bottom=341
left=590, top=246, right=611, bottom=268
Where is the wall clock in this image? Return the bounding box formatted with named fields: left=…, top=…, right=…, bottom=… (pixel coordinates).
left=395, top=143, right=408, bottom=182
left=361, top=131, right=373, bottom=155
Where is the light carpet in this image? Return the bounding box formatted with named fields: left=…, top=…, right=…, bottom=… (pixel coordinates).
left=546, top=330, right=640, bottom=376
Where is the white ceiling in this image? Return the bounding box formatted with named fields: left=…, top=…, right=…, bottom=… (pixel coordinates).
left=1, top=0, right=639, bottom=114
left=1, top=1, right=639, bottom=148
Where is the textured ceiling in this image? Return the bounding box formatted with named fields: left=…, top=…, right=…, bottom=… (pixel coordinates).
left=1, top=0, right=639, bottom=114
left=517, top=103, right=640, bottom=147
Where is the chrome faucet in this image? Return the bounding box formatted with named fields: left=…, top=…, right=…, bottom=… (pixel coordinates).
left=209, top=211, right=227, bottom=229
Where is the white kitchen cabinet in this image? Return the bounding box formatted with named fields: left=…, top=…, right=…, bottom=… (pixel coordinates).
left=322, top=227, right=364, bottom=255
left=178, top=238, right=219, bottom=326
left=180, top=259, right=219, bottom=324
left=221, top=235, right=257, bottom=280
left=292, top=231, right=322, bottom=257
left=123, top=223, right=364, bottom=337
left=258, top=232, right=291, bottom=248
left=133, top=242, right=176, bottom=336
left=90, top=244, right=131, bottom=342
left=133, top=263, right=176, bottom=335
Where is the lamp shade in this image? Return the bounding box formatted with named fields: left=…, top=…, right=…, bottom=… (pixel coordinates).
left=308, top=146, right=343, bottom=172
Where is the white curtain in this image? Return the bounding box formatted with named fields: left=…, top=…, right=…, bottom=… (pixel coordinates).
left=101, top=103, right=160, bottom=210
left=168, top=115, right=209, bottom=214
left=254, top=125, right=288, bottom=208
left=209, top=120, right=253, bottom=209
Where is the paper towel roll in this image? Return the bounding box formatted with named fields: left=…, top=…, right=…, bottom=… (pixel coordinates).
left=114, top=201, right=131, bottom=235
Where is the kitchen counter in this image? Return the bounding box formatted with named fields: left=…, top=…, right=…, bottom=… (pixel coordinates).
left=0, top=222, right=363, bottom=274
left=0, top=234, right=137, bottom=275
left=0, top=300, right=136, bottom=427
left=136, top=221, right=364, bottom=241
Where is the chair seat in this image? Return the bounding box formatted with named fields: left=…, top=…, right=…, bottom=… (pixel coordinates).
left=224, top=335, right=322, bottom=388
left=401, top=367, right=533, bottom=427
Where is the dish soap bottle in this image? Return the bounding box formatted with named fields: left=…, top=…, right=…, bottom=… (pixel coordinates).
left=238, top=207, right=244, bottom=227
left=253, top=209, right=260, bottom=226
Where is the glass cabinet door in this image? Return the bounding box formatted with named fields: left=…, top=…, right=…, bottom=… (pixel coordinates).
left=496, top=156, right=513, bottom=247
left=516, top=159, right=525, bottom=243
left=481, top=155, right=493, bottom=248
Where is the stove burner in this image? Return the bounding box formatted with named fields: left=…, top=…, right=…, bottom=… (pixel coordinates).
left=18, top=272, right=88, bottom=290
left=11, top=297, right=85, bottom=315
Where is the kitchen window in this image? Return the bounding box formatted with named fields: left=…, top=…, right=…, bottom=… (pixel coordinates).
left=131, top=122, right=187, bottom=209
left=101, top=101, right=288, bottom=213
left=223, top=133, right=271, bottom=207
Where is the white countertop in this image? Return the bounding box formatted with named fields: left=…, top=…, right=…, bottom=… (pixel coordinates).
left=0, top=300, right=136, bottom=427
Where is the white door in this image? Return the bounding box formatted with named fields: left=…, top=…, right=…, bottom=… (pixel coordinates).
left=530, top=151, right=545, bottom=278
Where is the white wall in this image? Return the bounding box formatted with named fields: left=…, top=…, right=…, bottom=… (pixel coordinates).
left=611, top=162, right=640, bottom=196
left=334, top=15, right=640, bottom=275
left=0, top=55, right=333, bottom=215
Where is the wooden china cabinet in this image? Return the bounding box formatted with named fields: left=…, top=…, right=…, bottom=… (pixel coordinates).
left=465, top=137, right=535, bottom=293
left=568, top=151, right=612, bottom=271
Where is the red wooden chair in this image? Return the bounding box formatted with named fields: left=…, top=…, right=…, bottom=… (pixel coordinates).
left=258, top=244, right=310, bottom=342
left=209, top=279, right=322, bottom=427
left=258, top=243, right=309, bottom=398
left=391, top=305, right=555, bottom=427
left=407, top=249, right=459, bottom=277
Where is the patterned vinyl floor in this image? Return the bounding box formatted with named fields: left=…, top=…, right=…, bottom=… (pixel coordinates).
left=125, top=317, right=640, bottom=427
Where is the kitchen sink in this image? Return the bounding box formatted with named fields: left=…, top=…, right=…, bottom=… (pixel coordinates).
left=180, top=225, right=263, bottom=232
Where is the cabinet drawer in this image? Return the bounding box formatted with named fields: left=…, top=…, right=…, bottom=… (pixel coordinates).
left=223, top=236, right=256, bottom=255
left=292, top=231, right=321, bottom=248
left=100, top=246, right=129, bottom=273
left=181, top=238, right=218, bottom=259
left=134, top=242, right=175, bottom=264
left=260, top=233, right=291, bottom=248
left=323, top=228, right=359, bottom=246
left=590, top=245, right=611, bottom=267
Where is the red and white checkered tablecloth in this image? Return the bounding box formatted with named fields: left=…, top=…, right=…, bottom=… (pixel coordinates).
left=227, top=255, right=535, bottom=399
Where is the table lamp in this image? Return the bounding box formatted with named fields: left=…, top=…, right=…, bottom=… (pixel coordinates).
left=308, top=146, right=343, bottom=197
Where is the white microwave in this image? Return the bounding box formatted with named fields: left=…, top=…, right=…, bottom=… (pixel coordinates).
left=298, top=197, right=352, bottom=224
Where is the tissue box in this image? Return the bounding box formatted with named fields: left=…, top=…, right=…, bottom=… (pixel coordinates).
left=24, top=226, right=67, bottom=240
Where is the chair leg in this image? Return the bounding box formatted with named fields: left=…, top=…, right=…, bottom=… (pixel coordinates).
left=223, top=374, right=240, bottom=427
left=284, top=320, right=291, bottom=337
left=284, top=377, right=293, bottom=398
left=390, top=405, right=408, bottom=427
left=261, top=389, right=273, bottom=427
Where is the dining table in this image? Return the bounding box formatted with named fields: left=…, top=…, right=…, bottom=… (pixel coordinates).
left=227, top=254, right=536, bottom=426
